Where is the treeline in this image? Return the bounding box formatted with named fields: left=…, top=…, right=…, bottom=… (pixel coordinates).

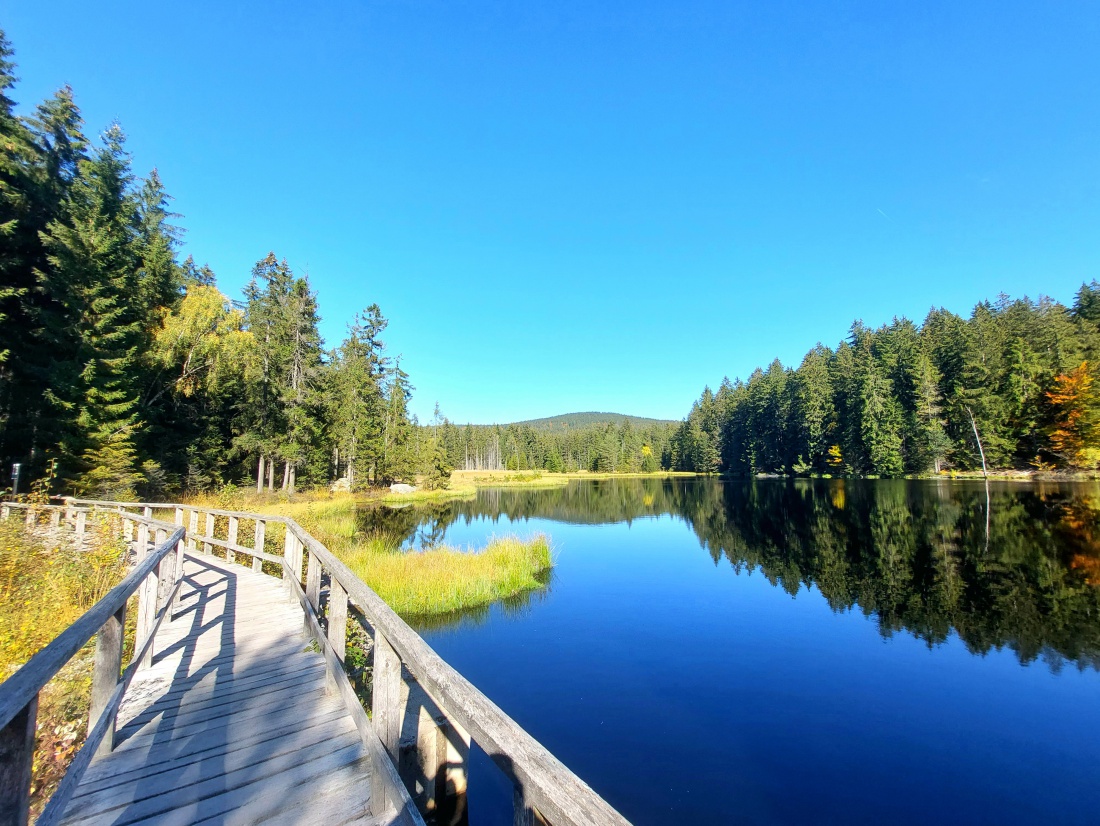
left=672, top=290, right=1100, bottom=476
left=0, top=31, right=432, bottom=497
left=431, top=418, right=677, bottom=473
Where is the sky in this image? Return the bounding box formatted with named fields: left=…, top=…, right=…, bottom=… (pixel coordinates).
left=5, top=1, right=1099, bottom=424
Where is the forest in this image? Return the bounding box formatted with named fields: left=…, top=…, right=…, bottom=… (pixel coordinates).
left=671, top=289, right=1100, bottom=476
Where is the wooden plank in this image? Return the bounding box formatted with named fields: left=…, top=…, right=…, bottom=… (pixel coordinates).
left=78, top=705, right=349, bottom=788
left=120, top=657, right=323, bottom=706
left=70, top=716, right=362, bottom=818
left=116, top=670, right=331, bottom=741
left=61, top=737, right=366, bottom=826
left=118, top=661, right=327, bottom=722
left=114, top=691, right=345, bottom=754
left=284, top=569, right=422, bottom=826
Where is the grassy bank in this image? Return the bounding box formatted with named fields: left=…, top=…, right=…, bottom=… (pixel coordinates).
left=0, top=514, right=129, bottom=818
left=191, top=495, right=554, bottom=618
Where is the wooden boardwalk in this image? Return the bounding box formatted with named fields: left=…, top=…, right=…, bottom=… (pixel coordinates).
left=59, top=553, right=382, bottom=826
left=1, top=500, right=630, bottom=826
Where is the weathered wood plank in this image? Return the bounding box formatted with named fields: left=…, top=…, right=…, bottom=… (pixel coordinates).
left=88, top=604, right=125, bottom=757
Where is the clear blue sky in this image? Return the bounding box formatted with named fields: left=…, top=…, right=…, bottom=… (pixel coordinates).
left=6, top=1, right=1099, bottom=424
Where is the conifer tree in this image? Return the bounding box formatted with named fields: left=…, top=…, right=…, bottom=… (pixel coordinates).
left=39, top=124, right=143, bottom=493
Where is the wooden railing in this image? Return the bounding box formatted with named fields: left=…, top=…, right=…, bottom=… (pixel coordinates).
left=13, top=498, right=632, bottom=826
left=0, top=504, right=184, bottom=826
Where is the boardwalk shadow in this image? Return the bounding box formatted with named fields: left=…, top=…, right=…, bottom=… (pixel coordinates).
left=63, top=554, right=375, bottom=826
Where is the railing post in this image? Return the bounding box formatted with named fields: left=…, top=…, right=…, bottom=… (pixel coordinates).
left=174, top=507, right=183, bottom=530
left=135, top=526, right=158, bottom=670
left=371, top=630, right=403, bottom=814
left=49, top=509, right=60, bottom=530
left=143, top=506, right=152, bottom=519
left=0, top=504, right=9, bottom=520
left=0, top=696, right=37, bottom=826
left=328, top=579, right=347, bottom=662
left=227, top=516, right=239, bottom=564
left=75, top=510, right=86, bottom=543
left=23, top=508, right=34, bottom=528
left=171, top=530, right=186, bottom=617
left=252, top=519, right=265, bottom=572
left=89, top=604, right=125, bottom=757
left=204, top=513, right=215, bottom=555
left=283, top=529, right=296, bottom=591
left=188, top=509, right=199, bottom=554
left=306, top=549, right=321, bottom=612
left=155, top=529, right=172, bottom=611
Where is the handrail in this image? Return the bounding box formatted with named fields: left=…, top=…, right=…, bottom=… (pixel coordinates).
left=0, top=509, right=184, bottom=826
left=22, top=499, right=631, bottom=826
left=290, top=524, right=630, bottom=826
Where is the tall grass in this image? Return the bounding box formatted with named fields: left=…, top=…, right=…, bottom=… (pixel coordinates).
left=0, top=514, right=129, bottom=817
left=341, top=533, right=552, bottom=616
left=246, top=497, right=554, bottom=618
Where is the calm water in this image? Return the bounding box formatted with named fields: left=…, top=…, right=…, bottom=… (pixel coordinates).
left=360, top=478, right=1100, bottom=825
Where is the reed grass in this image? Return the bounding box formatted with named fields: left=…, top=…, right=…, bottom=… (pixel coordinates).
left=243, top=496, right=553, bottom=617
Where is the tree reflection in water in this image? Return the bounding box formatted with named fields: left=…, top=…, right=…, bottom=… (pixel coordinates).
left=359, top=478, right=1100, bottom=671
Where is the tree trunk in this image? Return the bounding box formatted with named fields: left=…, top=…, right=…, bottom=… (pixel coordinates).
left=267, top=456, right=275, bottom=491
left=257, top=455, right=265, bottom=493
left=966, top=406, right=989, bottom=478
left=288, top=463, right=296, bottom=494
left=282, top=461, right=290, bottom=491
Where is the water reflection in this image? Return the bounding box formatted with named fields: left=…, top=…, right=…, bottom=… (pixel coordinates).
left=359, top=478, right=1100, bottom=670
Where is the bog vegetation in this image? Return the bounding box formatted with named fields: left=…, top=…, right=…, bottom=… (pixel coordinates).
left=245, top=496, right=553, bottom=617
left=0, top=513, right=129, bottom=813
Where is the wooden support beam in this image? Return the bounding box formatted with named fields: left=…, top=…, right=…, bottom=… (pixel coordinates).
left=373, top=631, right=403, bottom=766
left=328, top=579, right=347, bottom=662
left=227, top=516, right=239, bottom=564
left=253, top=519, right=265, bottom=572
left=205, top=512, right=215, bottom=555
left=89, top=605, right=125, bottom=757
left=0, top=696, right=37, bottom=826
left=306, top=551, right=321, bottom=612
left=188, top=509, right=199, bottom=554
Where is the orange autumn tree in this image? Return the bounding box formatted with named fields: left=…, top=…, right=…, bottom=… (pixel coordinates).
left=1046, top=361, right=1100, bottom=468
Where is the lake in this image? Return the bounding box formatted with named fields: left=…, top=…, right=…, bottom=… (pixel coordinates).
left=360, top=478, right=1100, bottom=825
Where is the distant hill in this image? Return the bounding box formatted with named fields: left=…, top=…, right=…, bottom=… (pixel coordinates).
left=506, top=412, right=677, bottom=430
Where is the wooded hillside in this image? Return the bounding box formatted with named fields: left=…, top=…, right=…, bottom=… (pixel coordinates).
left=673, top=290, right=1100, bottom=475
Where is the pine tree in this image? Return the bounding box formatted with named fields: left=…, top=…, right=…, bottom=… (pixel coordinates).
left=39, top=124, right=144, bottom=493
left=330, top=305, right=388, bottom=488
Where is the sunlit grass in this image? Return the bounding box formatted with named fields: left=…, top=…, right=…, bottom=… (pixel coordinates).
left=341, top=533, right=552, bottom=616
left=238, top=496, right=553, bottom=617
left=0, top=514, right=129, bottom=817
